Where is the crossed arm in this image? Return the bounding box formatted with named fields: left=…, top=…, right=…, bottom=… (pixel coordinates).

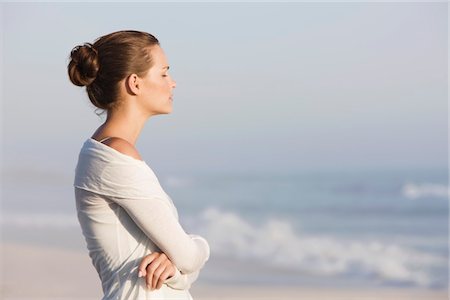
left=138, top=251, right=201, bottom=290
left=109, top=194, right=210, bottom=291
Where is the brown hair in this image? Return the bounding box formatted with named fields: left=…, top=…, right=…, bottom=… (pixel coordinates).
left=68, top=30, right=160, bottom=113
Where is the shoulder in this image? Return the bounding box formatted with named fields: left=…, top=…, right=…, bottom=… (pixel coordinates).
left=103, top=137, right=143, bottom=161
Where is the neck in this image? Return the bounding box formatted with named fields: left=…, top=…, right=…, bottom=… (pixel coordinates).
left=99, top=103, right=150, bottom=146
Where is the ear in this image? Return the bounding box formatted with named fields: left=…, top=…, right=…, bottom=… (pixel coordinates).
left=125, top=74, right=140, bottom=95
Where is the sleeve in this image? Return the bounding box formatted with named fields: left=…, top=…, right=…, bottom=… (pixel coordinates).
left=163, top=233, right=209, bottom=290
left=164, top=268, right=200, bottom=290
left=111, top=195, right=210, bottom=274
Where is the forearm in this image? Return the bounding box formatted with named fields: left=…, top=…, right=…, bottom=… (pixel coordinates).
left=112, top=195, right=210, bottom=274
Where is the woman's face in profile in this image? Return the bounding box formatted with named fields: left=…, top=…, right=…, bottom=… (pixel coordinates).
left=139, top=45, right=177, bottom=116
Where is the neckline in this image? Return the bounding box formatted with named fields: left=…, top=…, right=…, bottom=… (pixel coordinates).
left=87, top=137, right=147, bottom=165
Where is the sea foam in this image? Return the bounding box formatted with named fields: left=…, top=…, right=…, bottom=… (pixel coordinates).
left=196, top=206, right=447, bottom=288
left=401, top=183, right=449, bottom=199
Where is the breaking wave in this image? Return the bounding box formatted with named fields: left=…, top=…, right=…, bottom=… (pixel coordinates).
left=401, top=183, right=449, bottom=199
left=196, top=207, right=447, bottom=288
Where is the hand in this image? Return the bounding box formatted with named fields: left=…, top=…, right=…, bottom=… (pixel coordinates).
left=138, top=252, right=176, bottom=291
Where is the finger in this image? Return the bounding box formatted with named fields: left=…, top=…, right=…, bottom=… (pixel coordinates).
left=154, top=261, right=172, bottom=290
left=152, top=263, right=166, bottom=289
left=167, top=263, right=176, bottom=278
left=146, top=258, right=163, bottom=289
left=139, top=252, right=159, bottom=278
left=157, top=267, right=173, bottom=289
left=138, top=252, right=159, bottom=278
left=150, top=255, right=170, bottom=289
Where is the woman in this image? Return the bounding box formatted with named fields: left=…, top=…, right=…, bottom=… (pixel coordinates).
left=69, top=30, right=210, bottom=300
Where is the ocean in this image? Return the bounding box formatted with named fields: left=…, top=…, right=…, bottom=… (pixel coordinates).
left=1, top=166, right=448, bottom=289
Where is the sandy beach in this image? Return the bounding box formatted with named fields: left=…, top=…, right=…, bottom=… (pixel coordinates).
left=0, top=242, right=447, bottom=300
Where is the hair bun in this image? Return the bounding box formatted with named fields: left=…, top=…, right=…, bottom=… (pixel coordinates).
left=68, top=43, right=99, bottom=86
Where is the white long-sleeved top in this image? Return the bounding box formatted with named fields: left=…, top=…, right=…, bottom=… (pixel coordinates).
left=73, top=137, right=210, bottom=300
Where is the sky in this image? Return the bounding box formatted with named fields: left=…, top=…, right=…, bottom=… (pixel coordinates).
left=1, top=2, right=447, bottom=176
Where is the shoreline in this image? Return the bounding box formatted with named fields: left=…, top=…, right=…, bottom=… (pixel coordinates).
left=1, top=242, right=447, bottom=300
